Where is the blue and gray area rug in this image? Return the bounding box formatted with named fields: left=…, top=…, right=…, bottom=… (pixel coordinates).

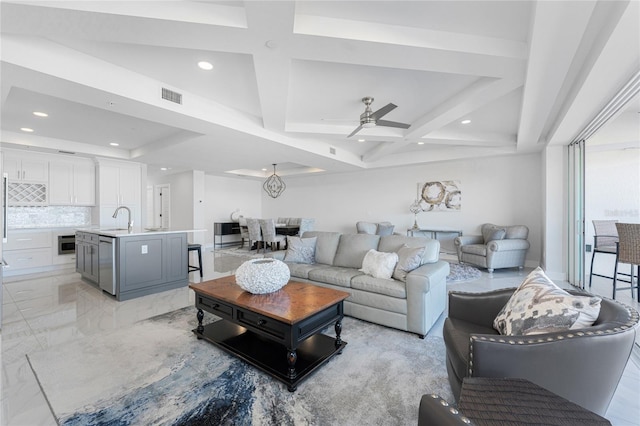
left=28, top=307, right=452, bottom=425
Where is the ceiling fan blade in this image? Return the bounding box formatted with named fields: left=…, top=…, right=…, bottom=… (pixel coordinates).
left=348, top=124, right=364, bottom=138
left=376, top=119, right=410, bottom=129
left=370, top=103, right=397, bottom=120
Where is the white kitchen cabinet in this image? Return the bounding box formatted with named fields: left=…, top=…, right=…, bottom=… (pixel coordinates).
left=96, top=160, right=142, bottom=228
left=3, top=230, right=53, bottom=271
left=49, top=158, right=95, bottom=205
left=99, top=161, right=140, bottom=206
left=3, top=152, right=49, bottom=182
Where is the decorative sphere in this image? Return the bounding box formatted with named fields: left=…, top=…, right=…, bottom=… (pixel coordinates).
left=235, top=258, right=290, bottom=294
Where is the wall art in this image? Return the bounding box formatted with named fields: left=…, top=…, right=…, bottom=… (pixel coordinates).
left=418, top=180, right=461, bottom=211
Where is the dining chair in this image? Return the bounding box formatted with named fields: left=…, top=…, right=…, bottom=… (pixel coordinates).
left=259, top=218, right=286, bottom=252
left=588, top=220, right=619, bottom=288
left=613, top=223, right=640, bottom=301
left=298, top=218, right=315, bottom=236
left=238, top=216, right=250, bottom=249
left=246, top=218, right=264, bottom=253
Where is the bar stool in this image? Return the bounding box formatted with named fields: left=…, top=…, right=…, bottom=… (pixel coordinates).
left=188, top=243, right=202, bottom=277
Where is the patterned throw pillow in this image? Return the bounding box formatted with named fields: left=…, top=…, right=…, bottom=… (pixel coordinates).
left=360, top=249, right=399, bottom=280
left=283, top=236, right=317, bottom=264
left=392, top=245, right=425, bottom=282
left=493, top=267, right=602, bottom=336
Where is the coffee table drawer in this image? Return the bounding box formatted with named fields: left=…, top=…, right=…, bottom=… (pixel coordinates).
left=237, top=309, right=287, bottom=340
left=196, top=295, right=233, bottom=320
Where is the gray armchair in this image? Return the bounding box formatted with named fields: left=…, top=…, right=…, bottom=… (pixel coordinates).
left=443, top=288, right=639, bottom=416
left=454, top=223, right=529, bottom=272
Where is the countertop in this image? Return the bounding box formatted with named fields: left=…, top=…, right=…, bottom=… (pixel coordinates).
left=76, top=227, right=206, bottom=238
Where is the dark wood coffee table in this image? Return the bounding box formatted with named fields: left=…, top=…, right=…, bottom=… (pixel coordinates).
left=189, top=276, right=349, bottom=391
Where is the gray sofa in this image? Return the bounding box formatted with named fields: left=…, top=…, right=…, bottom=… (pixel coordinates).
left=267, top=231, right=450, bottom=338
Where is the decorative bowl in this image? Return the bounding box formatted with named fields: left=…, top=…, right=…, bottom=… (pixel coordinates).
left=235, top=258, right=290, bottom=294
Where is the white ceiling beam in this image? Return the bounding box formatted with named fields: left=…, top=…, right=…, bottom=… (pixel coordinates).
left=516, top=0, right=596, bottom=148
left=294, top=14, right=527, bottom=59
left=361, top=77, right=522, bottom=162
left=547, top=0, right=639, bottom=145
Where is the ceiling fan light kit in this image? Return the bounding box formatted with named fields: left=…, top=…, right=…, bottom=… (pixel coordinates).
left=348, top=96, right=411, bottom=138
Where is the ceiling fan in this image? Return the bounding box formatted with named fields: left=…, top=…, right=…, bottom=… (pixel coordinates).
left=348, top=96, right=410, bottom=138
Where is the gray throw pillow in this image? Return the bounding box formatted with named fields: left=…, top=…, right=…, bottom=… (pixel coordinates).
left=283, top=236, right=317, bottom=264
left=392, top=245, right=425, bottom=282
left=493, top=267, right=601, bottom=336
left=482, top=225, right=506, bottom=244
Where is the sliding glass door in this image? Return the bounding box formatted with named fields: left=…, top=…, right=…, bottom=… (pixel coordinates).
left=567, top=140, right=585, bottom=288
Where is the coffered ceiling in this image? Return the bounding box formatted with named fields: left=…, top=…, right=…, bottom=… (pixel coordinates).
left=1, top=1, right=638, bottom=178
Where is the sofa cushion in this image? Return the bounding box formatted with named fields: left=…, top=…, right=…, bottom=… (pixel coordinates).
left=360, top=249, right=398, bottom=279
left=482, top=224, right=506, bottom=244
left=301, top=231, right=341, bottom=265
left=307, top=266, right=364, bottom=288
left=351, top=274, right=406, bottom=298
left=286, top=262, right=325, bottom=280
left=378, top=235, right=439, bottom=264
left=493, top=267, right=602, bottom=336
left=333, top=234, right=381, bottom=269
left=392, top=245, right=425, bottom=282
left=460, top=244, right=487, bottom=256
left=283, top=236, right=316, bottom=264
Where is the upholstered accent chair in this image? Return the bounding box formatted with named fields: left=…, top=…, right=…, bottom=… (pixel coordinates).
left=443, top=288, right=639, bottom=416
left=297, top=218, right=315, bottom=236
left=356, top=221, right=395, bottom=236
left=454, top=223, right=529, bottom=272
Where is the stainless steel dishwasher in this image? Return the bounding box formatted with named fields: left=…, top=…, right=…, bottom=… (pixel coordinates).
left=99, top=236, right=116, bottom=295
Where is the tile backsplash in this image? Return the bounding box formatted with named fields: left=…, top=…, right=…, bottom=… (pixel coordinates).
left=7, top=206, right=92, bottom=229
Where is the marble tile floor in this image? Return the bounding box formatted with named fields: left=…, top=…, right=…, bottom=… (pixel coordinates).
left=1, top=250, right=638, bottom=425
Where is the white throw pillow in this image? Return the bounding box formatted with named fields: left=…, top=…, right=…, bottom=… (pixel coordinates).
left=283, top=236, right=317, bottom=264
left=493, top=267, right=602, bottom=336
left=359, top=249, right=399, bottom=280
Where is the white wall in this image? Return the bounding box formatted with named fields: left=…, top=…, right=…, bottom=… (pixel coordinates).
left=261, top=153, right=543, bottom=265
left=203, top=175, right=263, bottom=248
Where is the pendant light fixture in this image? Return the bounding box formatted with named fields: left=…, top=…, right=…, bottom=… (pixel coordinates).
left=263, top=163, right=286, bottom=198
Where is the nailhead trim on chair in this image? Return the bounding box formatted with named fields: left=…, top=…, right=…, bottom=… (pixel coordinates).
left=428, top=394, right=472, bottom=424
left=468, top=298, right=639, bottom=376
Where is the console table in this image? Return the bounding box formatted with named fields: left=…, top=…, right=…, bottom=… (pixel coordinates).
left=407, top=228, right=462, bottom=255
left=406, top=227, right=462, bottom=239
left=214, top=222, right=241, bottom=247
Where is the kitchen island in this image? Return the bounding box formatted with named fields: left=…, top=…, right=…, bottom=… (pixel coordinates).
left=76, top=228, right=202, bottom=301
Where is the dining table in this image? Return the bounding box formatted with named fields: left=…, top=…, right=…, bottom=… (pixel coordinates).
left=275, top=224, right=300, bottom=236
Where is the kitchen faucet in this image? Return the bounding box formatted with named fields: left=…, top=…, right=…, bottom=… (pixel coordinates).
left=112, top=206, right=133, bottom=232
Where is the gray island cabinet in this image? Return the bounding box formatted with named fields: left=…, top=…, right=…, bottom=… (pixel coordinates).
left=76, top=228, right=190, bottom=301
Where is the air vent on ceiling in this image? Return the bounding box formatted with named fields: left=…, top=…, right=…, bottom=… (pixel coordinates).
left=162, top=88, right=182, bottom=105
left=58, top=150, right=76, bottom=155
left=330, top=147, right=336, bottom=155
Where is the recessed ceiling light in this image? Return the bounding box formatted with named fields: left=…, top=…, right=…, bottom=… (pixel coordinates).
left=461, top=119, right=471, bottom=124
left=160, top=167, right=168, bottom=171
left=417, top=141, right=425, bottom=145
left=357, top=139, right=365, bottom=142
left=33, top=111, right=48, bottom=117
left=198, top=61, right=213, bottom=70
left=20, top=127, right=34, bottom=132
left=261, top=168, right=268, bottom=171
left=109, top=142, right=119, bottom=146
